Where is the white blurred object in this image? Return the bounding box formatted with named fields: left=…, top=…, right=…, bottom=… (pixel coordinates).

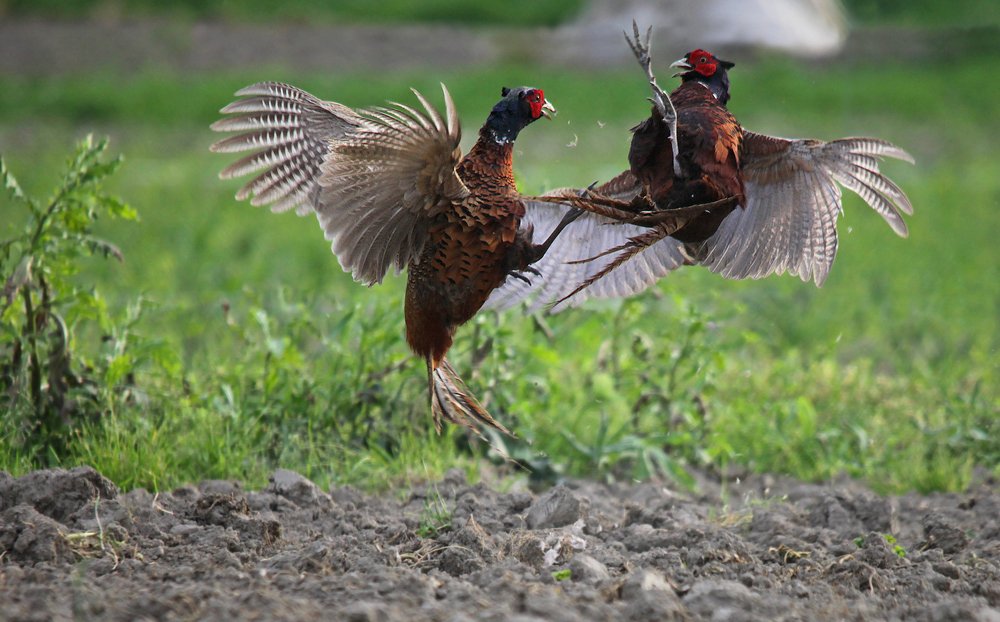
left=554, top=0, right=848, bottom=64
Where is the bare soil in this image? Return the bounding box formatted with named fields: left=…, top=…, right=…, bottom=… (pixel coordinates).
left=3, top=466, right=1000, bottom=621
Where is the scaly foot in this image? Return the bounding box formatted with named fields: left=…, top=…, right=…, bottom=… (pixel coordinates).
left=624, top=21, right=681, bottom=178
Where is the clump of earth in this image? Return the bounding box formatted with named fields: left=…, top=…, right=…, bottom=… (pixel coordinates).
left=3, top=465, right=1000, bottom=621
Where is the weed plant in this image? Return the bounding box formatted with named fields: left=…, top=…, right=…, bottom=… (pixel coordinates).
left=1, top=136, right=140, bottom=465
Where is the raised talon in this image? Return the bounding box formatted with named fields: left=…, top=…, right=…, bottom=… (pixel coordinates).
left=625, top=20, right=681, bottom=178
left=624, top=22, right=653, bottom=72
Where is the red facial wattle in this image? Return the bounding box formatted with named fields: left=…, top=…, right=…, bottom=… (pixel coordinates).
left=527, top=90, right=546, bottom=119
left=687, top=49, right=718, bottom=77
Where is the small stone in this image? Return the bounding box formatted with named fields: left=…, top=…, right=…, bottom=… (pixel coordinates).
left=569, top=553, right=610, bottom=584
left=267, top=470, right=332, bottom=509
left=525, top=486, right=582, bottom=529
left=343, top=601, right=389, bottom=622
left=620, top=569, right=684, bottom=620
left=621, top=569, right=673, bottom=601
left=976, top=607, right=1000, bottom=622
left=683, top=579, right=755, bottom=618
left=329, top=484, right=364, bottom=507
left=169, top=523, right=200, bottom=536
left=792, top=580, right=810, bottom=599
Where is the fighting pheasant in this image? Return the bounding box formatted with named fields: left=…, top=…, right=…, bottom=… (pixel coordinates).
left=486, top=24, right=913, bottom=312
left=211, top=82, right=570, bottom=435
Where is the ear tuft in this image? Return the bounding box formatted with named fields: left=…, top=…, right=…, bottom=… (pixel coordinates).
left=501, top=87, right=511, bottom=97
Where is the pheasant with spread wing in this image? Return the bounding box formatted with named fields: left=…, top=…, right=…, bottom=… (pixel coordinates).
left=487, top=25, right=913, bottom=312
left=211, top=82, right=569, bottom=434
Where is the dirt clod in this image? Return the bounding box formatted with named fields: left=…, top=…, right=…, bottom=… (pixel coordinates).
left=620, top=568, right=685, bottom=620
left=0, top=504, right=75, bottom=565
left=0, top=466, right=118, bottom=522
left=922, top=511, right=971, bottom=554
left=525, top=485, right=582, bottom=529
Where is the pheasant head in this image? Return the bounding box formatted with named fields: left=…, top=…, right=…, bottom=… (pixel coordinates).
left=671, top=49, right=735, bottom=106
left=484, top=86, right=556, bottom=145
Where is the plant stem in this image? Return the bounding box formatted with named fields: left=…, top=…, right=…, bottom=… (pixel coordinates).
left=21, top=287, right=41, bottom=410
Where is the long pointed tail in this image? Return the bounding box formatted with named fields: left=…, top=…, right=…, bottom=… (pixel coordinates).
left=428, top=357, right=512, bottom=437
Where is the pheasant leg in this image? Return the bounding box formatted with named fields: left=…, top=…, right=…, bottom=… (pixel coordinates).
left=625, top=21, right=681, bottom=178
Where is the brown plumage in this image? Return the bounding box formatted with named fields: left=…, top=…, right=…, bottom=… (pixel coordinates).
left=487, top=25, right=913, bottom=312
left=626, top=64, right=744, bottom=244
left=211, top=82, right=566, bottom=434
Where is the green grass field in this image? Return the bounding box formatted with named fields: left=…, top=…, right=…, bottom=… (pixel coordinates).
left=2, top=48, right=998, bottom=495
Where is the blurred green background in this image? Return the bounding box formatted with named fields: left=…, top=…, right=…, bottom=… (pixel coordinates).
left=2, top=0, right=999, bottom=26
left=1, top=1, right=998, bottom=494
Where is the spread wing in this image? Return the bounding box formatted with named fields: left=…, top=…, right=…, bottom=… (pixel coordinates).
left=210, top=82, right=365, bottom=215
left=486, top=132, right=914, bottom=312
left=699, top=131, right=914, bottom=286
left=316, top=86, right=468, bottom=285
left=484, top=172, right=690, bottom=313
left=211, top=82, right=468, bottom=286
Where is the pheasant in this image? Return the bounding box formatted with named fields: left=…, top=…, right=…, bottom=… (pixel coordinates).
left=211, top=82, right=570, bottom=435
left=486, top=24, right=913, bottom=312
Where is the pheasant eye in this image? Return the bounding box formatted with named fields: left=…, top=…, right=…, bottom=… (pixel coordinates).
left=700, top=56, right=708, bottom=63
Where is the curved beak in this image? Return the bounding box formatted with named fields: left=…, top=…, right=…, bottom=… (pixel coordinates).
left=670, top=57, right=692, bottom=77
left=541, top=100, right=557, bottom=119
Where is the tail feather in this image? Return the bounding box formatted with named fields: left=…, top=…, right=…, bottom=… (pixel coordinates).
left=555, top=226, right=669, bottom=306
left=428, top=358, right=512, bottom=437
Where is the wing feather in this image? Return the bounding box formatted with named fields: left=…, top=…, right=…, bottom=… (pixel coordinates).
left=484, top=130, right=913, bottom=311
left=314, top=84, right=468, bottom=285
left=484, top=173, right=689, bottom=313
left=212, top=81, right=468, bottom=286
left=700, top=131, right=913, bottom=286
left=211, top=81, right=365, bottom=216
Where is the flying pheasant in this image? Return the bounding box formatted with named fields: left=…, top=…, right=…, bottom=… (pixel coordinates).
left=211, top=82, right=575, bottom=435
left=487, top=24, right=913, bottom=312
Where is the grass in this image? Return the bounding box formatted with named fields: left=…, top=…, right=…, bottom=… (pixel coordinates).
left=415, top=484, right=455, bottom=538
left=1, top=52, right=998, bottom=495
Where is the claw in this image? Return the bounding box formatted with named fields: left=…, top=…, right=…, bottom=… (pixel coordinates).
left=624, top=21, right=654, bottom=75
left=625, top=20, right=681, bottom=178
left=509, top=271, right=533, bottom=285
